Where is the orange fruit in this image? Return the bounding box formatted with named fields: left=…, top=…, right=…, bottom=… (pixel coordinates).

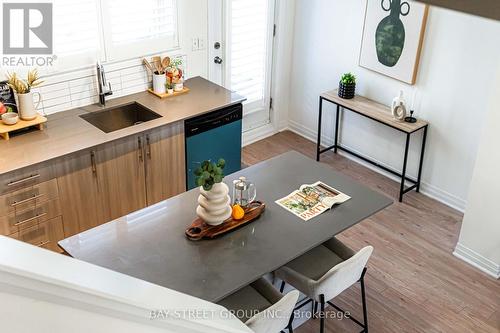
left=232, top=204, right=245, bottom=220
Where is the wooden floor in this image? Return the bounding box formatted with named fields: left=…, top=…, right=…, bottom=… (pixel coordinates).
left=242, top=131, right=500, bottom=333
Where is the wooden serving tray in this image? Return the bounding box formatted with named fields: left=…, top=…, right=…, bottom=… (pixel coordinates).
left=147, top=87, right=190, bottom=99
left=0, top=114, right=47, bottom=140
left=186, top=201, right=266, bottom=241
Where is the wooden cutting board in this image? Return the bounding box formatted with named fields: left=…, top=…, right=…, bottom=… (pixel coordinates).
left=185, top=201, right=265, bottom=241
left=147, top=87, right=190, bottom=99
left=0, top=114, right=47, bottom=140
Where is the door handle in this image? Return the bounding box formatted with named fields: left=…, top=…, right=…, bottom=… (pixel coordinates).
left=7, top=174, right=40, bottom=187
left=146, top=135, right=151, bottom=159
left=14, top=212, right=47, bottom=226
left=138, top=137, right=144, bottom=162
left=214, top=56, right=223, bottom=64
left=11, top=193, right=45, bottom=207
left=90, top=151, right=97, bottom=175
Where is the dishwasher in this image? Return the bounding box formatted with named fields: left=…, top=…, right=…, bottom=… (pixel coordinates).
left=185, top=104, right=243, bottom=190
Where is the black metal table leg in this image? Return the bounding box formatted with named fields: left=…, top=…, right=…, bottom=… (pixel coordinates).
left=316, top=97, right=324, bottom=161
left=334, top=104, right=340, bottom=154
left=416, top=125, right=428, bottom=192
left=399, top=134, right=411, bottom=202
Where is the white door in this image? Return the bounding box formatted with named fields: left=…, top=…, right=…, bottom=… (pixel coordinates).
left=208, top=0, right=276, bottom=132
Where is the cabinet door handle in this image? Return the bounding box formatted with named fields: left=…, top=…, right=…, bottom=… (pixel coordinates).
left=146, top=135, right=151, bottom=159
left=14, top=212, right=47, bottom=226
left=138, top=137, right=144, bottom=162
left=90, top=151, right=97, bottom=175
left=11, top=193, right=45, bottom=207
left=7, top=174, right=40, bottom=187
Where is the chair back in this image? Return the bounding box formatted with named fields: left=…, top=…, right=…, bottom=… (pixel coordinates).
left=317, top=246, right=373, bottom=301
left=245, top=290, right=299, bottom=333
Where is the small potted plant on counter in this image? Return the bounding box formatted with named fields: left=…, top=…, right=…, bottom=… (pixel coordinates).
left=338, top=72, right=356, bottom=99
left=194, top=159, right=232, bottom=226
left=165, top=82, right=174, bottom=95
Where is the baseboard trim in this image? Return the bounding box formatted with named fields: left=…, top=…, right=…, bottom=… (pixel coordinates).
left=453, top=243, right=500, bottom=279
left=287, top=120, right=467, bottom=212
left=242, top=123, right=278, bottom=147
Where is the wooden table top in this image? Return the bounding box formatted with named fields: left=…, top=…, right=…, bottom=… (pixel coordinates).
left=59, top=151, right=392, bottom=302
left=321, top=90, right=428, bottom=133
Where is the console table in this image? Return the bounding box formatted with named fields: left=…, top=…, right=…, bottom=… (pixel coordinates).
left=316, top=89, right=429, bottom=202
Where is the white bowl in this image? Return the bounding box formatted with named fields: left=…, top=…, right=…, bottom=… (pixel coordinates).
left=2, top=113, right=19, bottom=125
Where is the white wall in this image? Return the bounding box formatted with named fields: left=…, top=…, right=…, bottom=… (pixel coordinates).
left=287, top=0, right=500, bottom=210
left=454, top=65, right=500, bottom=279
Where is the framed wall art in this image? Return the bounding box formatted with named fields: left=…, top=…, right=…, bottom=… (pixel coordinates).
left=359, top=0, right=429, bottom=84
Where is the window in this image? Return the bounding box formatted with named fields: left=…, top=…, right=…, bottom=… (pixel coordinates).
left=227, top=0, right=274, bottom=116
left=108, top=0, right=176, bottom=45
left=105, top=0, right=179, bottom=59
left=51, top=0, right=179, bottom=71
left=52, top=0, right=101, bottom=70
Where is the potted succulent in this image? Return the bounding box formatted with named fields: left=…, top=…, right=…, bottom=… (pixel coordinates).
left=165, top=82, right=174, bottom=94
left=194, top=159, right=232, bottom=226
left=6, top=69, right=43, bottom=120
left=338, top=72, right=356, bottom=99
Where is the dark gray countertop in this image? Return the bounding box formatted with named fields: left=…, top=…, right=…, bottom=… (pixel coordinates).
left=0, top=76, right=245, bottom=175
left=59, top=151, right=392, bottom=302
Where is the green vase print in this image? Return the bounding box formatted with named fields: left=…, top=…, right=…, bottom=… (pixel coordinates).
left=375, top=0, right=410, bottom=67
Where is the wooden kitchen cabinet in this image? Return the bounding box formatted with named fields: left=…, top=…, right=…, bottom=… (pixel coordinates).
left=5, top=122, right=186, bottom=245
left=56, top=150, right=102, bottom=236
left=144, top=122, right=186, bottom=206
left=95, top=135, right=147, bottom=222
left=18, top=216, right=65, bottom=253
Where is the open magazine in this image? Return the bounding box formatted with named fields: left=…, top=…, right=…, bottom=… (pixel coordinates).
left=275, top=181, right=351, bottom=221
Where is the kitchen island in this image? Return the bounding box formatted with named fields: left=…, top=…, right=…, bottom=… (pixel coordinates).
left=59, top=151, right=392, bottom=302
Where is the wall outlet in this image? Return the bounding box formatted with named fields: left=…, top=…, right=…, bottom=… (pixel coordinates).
left=192, top=38, right=199, bottom=51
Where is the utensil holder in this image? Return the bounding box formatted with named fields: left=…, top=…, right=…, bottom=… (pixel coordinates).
left=153, top=73, right=167, bottom=94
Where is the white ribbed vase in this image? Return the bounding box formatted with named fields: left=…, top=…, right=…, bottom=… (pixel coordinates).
left=196, top=182, right=232, bottom=226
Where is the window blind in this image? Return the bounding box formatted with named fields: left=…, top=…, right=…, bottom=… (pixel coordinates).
left=108, top=0, right=177, bottom=45
left=49, top=0, right=179, bottom=69
left=229, top=0, right=270, bottom=104
left=52, top=0, right=101, bottom=70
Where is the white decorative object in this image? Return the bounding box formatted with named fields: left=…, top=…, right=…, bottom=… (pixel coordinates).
left=196, top=182, right=232, bottom=226
left=174, top=81, right=184, bottom=92
left=1, top=112, right=19, bottom=125
left=17, top=92, right=41, bottom=120
left=391, top=90, right=407, bottom=121
left=153, top=73, right=166, bottom=94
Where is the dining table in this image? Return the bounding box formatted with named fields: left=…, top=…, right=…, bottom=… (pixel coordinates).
left=59, top=151, right=392, bottom=303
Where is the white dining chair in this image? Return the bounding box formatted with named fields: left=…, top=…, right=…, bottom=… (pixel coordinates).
left=218, top=277, right=300, bottom=333
left=275, top=237, right=373, bottom=333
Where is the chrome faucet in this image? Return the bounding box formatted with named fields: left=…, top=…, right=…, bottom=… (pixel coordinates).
left=97, top=62, right=112, bottom=106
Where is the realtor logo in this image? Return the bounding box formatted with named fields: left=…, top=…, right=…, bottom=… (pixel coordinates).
left=3, top=3, right=53, bottom=54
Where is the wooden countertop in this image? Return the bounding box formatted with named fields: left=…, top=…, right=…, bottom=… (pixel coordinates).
left=322, top=90, right=428, bottom=133
left=0, top=77, right=245, bottom=175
